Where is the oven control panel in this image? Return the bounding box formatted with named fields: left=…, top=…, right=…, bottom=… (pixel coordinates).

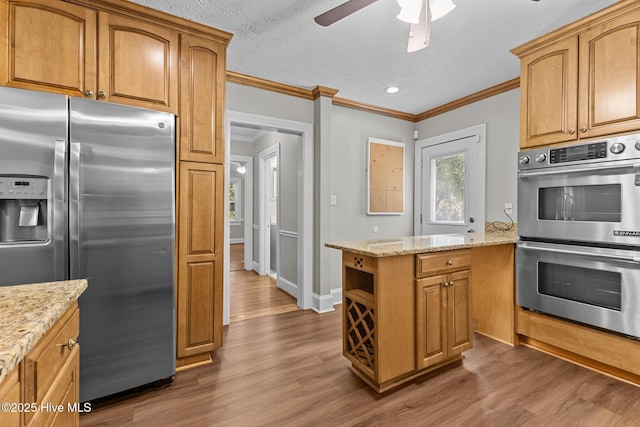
left=549, top=142, right=607, bottom=164
left=519, top=133, right=640, bottom=171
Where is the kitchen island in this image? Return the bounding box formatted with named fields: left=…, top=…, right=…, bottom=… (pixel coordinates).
left=326, top=230, right=515, bottom=392
left=0, top=279, right=87, bottom=426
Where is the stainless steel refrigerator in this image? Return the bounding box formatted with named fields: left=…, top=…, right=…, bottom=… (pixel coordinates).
left=0, top=86, right=176, bottom=402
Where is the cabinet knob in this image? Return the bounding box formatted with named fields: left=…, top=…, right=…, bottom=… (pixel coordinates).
left=447, top=260, right=453, bottom=266
left=58, top=338, right=77, bottom=350
left=84, top=89, right=94, bottom=97
left=98, top=91, right=106, bottom=99
left=568, top=128, right=575, bottom=135
left=579, top=127, right=587, bottom=133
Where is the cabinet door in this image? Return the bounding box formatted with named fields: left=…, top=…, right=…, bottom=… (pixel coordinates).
left=180, top=34, right=226, bottom=163
left=98, top=12, right=178, bottom=113
left=447, top=270, right=472, bottom=357
left=177, top=162, right=224, bottom=358
left=578, top=9, right=640, bottom=139
left=519, top=38, right=578, bottom=148
left=416, top=275, right=447, bottom=369
left=0, top=0, right=96, bottom=97
left=0, top=370, right=20, bottom=427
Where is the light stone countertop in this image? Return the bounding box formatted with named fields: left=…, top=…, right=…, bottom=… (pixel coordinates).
left=0, top=279, right=88, bottom=383
left=325, top=230, right=516, bottom=258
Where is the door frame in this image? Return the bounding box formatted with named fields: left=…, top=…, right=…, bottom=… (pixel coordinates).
left=224, top=110, right=314, bottom=324
left=230, top=154, right=253, bottom=271
left=258, top=144, right=279, bottom=277
left=413, top=123, right=486, bottom=235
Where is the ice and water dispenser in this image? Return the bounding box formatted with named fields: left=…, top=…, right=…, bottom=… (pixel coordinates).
left=0, top=177, right=48, bottom=243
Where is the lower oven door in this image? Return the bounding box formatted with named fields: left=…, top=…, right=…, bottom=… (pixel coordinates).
left=517, top=241, right=640, bottom=338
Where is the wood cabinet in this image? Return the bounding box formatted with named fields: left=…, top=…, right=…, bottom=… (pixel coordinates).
left=0, top=303, right=81, bottom=427
left=415, top=251, right=472, bottom=369
left=341, top=249, right=475, bottom=392
left=179, top=34, right=226, bottom=163
left=0, top=0, right=97, bottom=98
left=1, top=0, right=179, bottom=113
left=176, top=162, right=224, bottom=366
left=514, top=1, right=640, bottom=148
left=0, top=370, right=20, bottom=427
left=342, top=252, right=415, bottom=392
left=96, top=11, right=178, bottom=112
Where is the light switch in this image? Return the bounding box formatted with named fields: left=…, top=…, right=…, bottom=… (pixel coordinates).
left=331, top=195, right=337, bottom=205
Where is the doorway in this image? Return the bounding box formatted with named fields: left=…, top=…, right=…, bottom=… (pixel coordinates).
left=414, top=124, right=486, bottom=235
left=258, top=144, right=279, bottom=278
left=224, top=111, right=314, bottom=325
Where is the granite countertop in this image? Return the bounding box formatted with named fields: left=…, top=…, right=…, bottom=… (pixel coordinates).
left=325, top=229, right=516, bottom=258
left=0, top=279, right=88, bottom=383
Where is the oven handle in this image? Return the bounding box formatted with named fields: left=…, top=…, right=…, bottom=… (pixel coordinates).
left=519, top=243, right=640, bottom=264
left=518, top=162, right=640, bottom=178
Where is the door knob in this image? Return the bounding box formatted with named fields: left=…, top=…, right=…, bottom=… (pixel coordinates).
left=579, top=127, right=587, bottom=133
left=98, top=91, right=106, bottom=99
left=568, top=128, right=576, bottom=135
left=469, top=217, right=475, bottom=223
left=84, top=89, right=93, bottom=97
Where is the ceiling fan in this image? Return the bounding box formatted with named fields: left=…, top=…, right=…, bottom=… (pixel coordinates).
left=314, top=0, right=456, bottom=52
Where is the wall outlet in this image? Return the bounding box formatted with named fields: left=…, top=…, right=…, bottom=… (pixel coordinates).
left=330, top=195, right=337, bottom=206
left=504, top=203, right=513, bottom=215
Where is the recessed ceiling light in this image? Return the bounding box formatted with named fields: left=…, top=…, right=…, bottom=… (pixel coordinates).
left=385, top=86, right=400, bottom=94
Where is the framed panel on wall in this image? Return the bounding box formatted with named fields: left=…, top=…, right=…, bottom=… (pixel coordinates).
left=367, top=137, right=405, bottom=215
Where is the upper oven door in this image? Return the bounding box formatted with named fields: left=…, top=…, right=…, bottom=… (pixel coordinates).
left=518, top=159, right=640, bottom=245
left=517, top=241, right=640, bottom=338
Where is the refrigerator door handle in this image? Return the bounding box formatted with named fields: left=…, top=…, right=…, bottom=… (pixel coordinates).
left=69, top=141, right=81, bottom=279
left=54, top=139, right=67, bottom=279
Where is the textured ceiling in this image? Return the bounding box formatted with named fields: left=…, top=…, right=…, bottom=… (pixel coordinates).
left=131, top=0, right=619, bottom=114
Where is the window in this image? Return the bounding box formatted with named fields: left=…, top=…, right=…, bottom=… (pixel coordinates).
left=229, top=178, right=242, bottom=222
left=431, top=152, right=466, bottom=223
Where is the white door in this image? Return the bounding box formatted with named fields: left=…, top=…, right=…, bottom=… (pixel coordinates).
left=259, top=144, right=279, bottom=277
left=414, top=124, right=486, bottom=235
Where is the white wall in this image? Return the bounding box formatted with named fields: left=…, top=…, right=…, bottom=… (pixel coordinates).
left=226, top=83, right=314, bottom=124
left=414, top=89, right=520, bottom=221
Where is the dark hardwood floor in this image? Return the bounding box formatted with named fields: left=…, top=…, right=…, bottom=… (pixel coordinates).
left=81, top=306, right=640, bottom=426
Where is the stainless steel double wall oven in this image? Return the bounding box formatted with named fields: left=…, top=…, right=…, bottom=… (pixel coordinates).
left=517, top=133, right=640, bottom=338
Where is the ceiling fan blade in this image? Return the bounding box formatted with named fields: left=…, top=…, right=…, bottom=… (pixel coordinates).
left=314, top=0, right=378, bottom=26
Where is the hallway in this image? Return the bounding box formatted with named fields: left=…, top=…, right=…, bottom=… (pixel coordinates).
left=229, top=244, right=298, bottom=323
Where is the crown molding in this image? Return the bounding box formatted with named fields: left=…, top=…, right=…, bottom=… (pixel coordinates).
left=226, top=71, right=519, bottom=123
left=312, top=86, right=340, bottom=99
left=226, top=71, right=314, bottom=100
left=415, top=78, right=520, bottom=122
left=332, top=97, right=417, bottom=122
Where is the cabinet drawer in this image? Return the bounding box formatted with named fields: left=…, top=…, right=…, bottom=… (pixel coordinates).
left=416, top=250, right=471, bottom=277
left=23, top=305, right=79, bottom=406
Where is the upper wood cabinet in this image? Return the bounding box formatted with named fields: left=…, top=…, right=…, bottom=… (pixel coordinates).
left=98, top=12, right=178, bottom=113
left=0, top=0, right=178, bottom=113
left=578, top=9, right=640, bottom=139
left=0, top=0, right=97, bottom=98
left=514, top=2, right=640, bottom=148
left=518, top=38, right=578, bottom=148
left=180, top=34, right=226, bottom=163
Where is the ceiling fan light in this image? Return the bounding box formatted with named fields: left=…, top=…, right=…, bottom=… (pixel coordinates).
left=397, top=0, right=423, bottom=24
left=429, top=0, right=455, bottom=21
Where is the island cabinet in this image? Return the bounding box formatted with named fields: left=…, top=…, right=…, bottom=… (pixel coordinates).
left=415, top=250, right=472, bottom=369
left=513, top=0, right=640, bottom=148
left=342, top=250, right=473, bottom=392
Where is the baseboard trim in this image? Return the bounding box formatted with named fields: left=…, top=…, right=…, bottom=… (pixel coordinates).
left=278, top=276, right=298, bottom=299
left=230, top=238, right=244, bottom=244
left=331, top=288, right=342, bottom=306
left=312, top=292, right=335, bottom=313
left=252, top=261, right=259, bottom=273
